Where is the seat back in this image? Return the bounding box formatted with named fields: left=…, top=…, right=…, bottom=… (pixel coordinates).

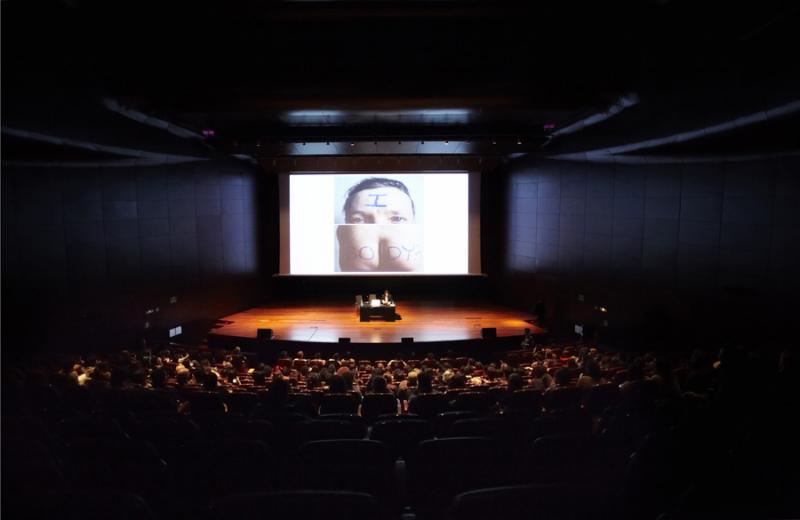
left=361, top=393, right=399, bottom=421
left=529, top=411, right=593, bottom=440
left=299, top=419, right=367, bottom=442
left=173, top=439, right=275, bottom=503
left=319, top=392, right=360, bottom=415
left=370, top=418, right=434, bottom=459
left=584, top=383, right=621, bottom=415
left=522, top=433, right=603, bottom=485
left=407, top=392, right=448, bottom=419
left=210, top=490, right=379, bottom=520
left=407, top=437, right=504, bottom=515
left=63, top=439, right=168, bottom=504
left=434, top=410, right=478, bottom=436
left=223, top=392, right=259, bottom=416
left=295, top=439, right=395, bottom=501
left=187, top=391, right=227, bottom=416
left=447, top=484, right=605, bottom=520
left=450, top=391, right=492, bottom=414
left=448, top=417, right=514, bottom=441
left=505, top=389, right=544, bottom=417
left=543, top=386, right=584, bottom=413
left=29, top=492, right=156, bottom=520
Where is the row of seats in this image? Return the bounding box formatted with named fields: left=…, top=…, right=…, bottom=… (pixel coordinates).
left=6, top=427, right=624, bottom=519
left=11, top=381, right=631, bottom=422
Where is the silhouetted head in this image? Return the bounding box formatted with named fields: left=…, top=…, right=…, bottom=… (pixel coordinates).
left=328, top=374, right=347, bottom=393
left=371, top=375, right=388, bottom=393
left=507, top=372, right=524, bottom=393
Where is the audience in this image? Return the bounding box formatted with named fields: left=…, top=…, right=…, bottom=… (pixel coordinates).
left=6, top=337, right=794, bottom=519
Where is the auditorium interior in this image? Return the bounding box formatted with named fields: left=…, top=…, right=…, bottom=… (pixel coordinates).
left=2, top=1, right=799, bottom=519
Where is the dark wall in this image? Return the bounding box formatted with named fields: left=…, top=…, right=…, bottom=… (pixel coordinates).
left=501, top=157, right=800, bottom=346
left=270, top=275, right=492, bottom=304
left=2, top=159, right=264, bottom=354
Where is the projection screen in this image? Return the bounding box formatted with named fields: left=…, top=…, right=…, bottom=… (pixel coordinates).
left=279, top=172, right=481, bottom=275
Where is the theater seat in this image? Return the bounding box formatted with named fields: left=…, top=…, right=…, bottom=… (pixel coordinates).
left=504, top=389, right=544, bottom=417
left=172, top=439, right=276, bottom=505
left=319, top=392, right=360, bottom=414
left=408, top=393, right=448, bottom=419
left=298, top=418, right=367, bottom=442
left=369, top=417, right=434, bottom=459
left=448, top=417, right=515, bottom=443
left=521, top=433, right=609, bottom=486
left=27, top=492, right=156, bottom=520
left=447, top=484, right=606, bottom=520
left=434, top=410, right=478, bottom=436
left=583, top=383, right=621, bottom=416
left=542, top=386, right=584, bottom=413
left=293, top=439, right=395, bottom=504
left=449, top=391, right=492, bottom=414
left=210, top=490, right=380, bottom=520
left=62, top=438, right=168, bottom=507
left=361, top=393, right=399, bottom=421
left=407, top=437, right=504, bottom=516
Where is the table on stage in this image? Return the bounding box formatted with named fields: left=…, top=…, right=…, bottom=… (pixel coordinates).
left=358, top=298, right=397, bottom=322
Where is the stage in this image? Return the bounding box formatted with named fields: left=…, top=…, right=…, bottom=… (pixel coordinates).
left=207, top=300, right=542, bottom=349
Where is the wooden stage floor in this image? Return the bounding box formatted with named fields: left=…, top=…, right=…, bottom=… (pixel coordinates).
left=209, top=300, right=541, bottom=344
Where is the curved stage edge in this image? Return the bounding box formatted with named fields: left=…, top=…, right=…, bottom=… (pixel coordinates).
left=207, top=300, right=544, bottom=360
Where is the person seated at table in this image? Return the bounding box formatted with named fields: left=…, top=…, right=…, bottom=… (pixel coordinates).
left=381, top=289, right=393, bottom=305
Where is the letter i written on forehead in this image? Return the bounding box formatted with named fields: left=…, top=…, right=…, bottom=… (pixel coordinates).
left=366, top=194, right=387, bottom=207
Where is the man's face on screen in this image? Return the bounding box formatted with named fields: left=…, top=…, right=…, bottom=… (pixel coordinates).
left=345, top=187, right=415, bottom=225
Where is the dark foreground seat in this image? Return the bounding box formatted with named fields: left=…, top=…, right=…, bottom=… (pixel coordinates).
left=210, top=490, right=381, bottom=520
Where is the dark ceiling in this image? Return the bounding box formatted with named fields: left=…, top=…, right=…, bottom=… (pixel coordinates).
left=2, top=0, right=799, bottom=161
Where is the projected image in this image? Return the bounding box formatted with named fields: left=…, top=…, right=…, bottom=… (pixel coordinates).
left=335, top=176, right=423, bottom=272
left=289, top=172, right=469, bottom=275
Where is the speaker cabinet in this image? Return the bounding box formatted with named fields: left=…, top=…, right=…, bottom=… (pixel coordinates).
left=338, top=337, right=351, bottom=343
left=401, top=337, right=414, bottom=343
left=257, top=328, right=273, bottom=341
left=481, top=327, right=497, bottom=339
